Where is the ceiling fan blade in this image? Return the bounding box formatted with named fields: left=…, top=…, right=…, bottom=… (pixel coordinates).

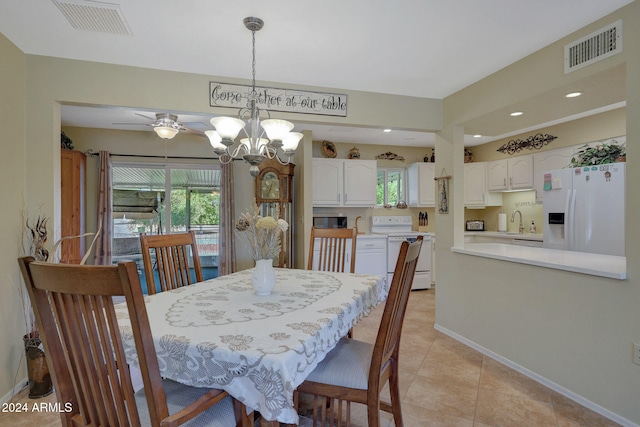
left=134, top=112, right=156, bottom=120
left=181, top=127, right=206, bottom=137
left=112, top=122, right=153, bottom=126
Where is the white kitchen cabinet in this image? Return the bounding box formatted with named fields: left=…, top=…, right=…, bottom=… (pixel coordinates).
left=311, top=235, right=386, bottom=277
left=487, top=155, right=534, bottom=191
left=343, top=160, right=377, bottom=205
left=312, top=158, right=377, bottom=207
left=407, top=162, right=436, bottom=207
left=354, top=236, right=387, bottom=277
left=464, top=162, right=502, bottom=208
left=533, top=146, right=576, bottom=203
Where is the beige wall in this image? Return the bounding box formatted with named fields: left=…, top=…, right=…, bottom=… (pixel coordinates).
left=0, top=49, right=437, bottom=400
left=438, top=2, right=640, bottom=425
left=2, top=3, right=639, bottom=424
left=0, top=34, right=28, bottom=400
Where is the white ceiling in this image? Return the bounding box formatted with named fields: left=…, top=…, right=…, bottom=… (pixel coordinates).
left=1, top=0, right=633, bottom=147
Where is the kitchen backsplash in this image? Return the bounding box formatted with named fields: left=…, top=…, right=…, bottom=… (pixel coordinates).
left=313, top=206, right=436, bottom=233
left=464, top=190, right=543, bottom=233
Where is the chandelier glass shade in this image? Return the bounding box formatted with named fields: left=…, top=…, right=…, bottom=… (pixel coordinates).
left=206, top=17, right=302, bottom=178
left=154, top=126, right=180, bottom=139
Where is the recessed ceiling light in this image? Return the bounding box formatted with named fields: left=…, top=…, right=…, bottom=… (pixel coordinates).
left=510, top=111, right=523, bottom=117
left=473, top=134, right=482, bottom=138
left=566, top=92, right=583, bottom=98
left=383, top=129, right=392, bottom=133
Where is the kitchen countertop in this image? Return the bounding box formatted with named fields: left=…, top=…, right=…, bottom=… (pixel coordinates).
left=356, top=233, right=388, bottom=239
left=465, top=231, right=543, bottom=241
left=451, top=243, right=626, bottom=280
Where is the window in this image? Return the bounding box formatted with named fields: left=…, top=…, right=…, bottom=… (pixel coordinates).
left=377, top=168, right=406, bottom=207
left=111, top=163, right=221, bottom=285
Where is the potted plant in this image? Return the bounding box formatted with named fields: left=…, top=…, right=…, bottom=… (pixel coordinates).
left=19, top=211, right=100, bottom=398
left=21, top=214, right=53, bottom=398
left=568, top=140, right=626, bottom=167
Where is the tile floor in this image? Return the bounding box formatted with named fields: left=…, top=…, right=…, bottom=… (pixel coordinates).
left=0, top=289, right=620, bottom=426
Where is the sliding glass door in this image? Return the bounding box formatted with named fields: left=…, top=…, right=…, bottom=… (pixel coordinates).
left=111, top=163, right=221, bottom=285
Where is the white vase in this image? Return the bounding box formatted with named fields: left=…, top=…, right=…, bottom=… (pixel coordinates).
left=252, top=259, right=276, bottom=296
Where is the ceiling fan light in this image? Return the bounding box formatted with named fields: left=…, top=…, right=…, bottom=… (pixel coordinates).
left=261, top=119, right=294, bottom=142
left=282, top=132, right=303, bottom=153
left=154, top=126, right=179, bottom=139
left=210, top=117, right=245, bottom=141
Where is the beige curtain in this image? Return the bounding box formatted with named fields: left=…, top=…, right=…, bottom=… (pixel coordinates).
left=93, top=150, right=112, bottom=265
left=218, top=159, right=236, bottom=275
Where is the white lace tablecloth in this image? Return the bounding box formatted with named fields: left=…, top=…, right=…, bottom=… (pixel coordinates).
left=116, top=268, right=387, bottom=424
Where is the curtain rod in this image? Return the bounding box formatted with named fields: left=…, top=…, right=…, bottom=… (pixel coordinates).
left=83, top=150, right=242, bottom=161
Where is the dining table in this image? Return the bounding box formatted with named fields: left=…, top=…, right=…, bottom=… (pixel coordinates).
left=115, top=267, right=388, bottom=425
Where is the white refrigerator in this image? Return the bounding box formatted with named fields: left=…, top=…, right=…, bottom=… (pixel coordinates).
left=542, top=163, right=625, bottom=256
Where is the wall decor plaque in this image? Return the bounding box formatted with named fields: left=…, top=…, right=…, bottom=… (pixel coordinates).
left=210, top=82, right=348, bottom=117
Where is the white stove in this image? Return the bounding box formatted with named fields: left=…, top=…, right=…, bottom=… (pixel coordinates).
left=371, top=216, right=432, bottom=290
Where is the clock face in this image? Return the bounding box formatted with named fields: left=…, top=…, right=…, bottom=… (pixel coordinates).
left=261, top=172, right=280, bottom=199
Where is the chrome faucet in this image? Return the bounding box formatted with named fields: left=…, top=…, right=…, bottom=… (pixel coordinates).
left=511, top=210, right=524, bottom=234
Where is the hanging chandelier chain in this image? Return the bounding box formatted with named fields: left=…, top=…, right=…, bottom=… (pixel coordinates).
left=251, top=28, right=257, bottom=96
left=206, top=17, right=302, bottom=178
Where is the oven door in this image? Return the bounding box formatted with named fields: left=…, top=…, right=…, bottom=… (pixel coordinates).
left=387, top=235, right=432, bottom=290
left=387, top=236, right=408, bottom=274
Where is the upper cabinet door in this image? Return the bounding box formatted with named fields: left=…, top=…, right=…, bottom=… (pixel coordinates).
left=508, top=155, right=534, bottom=190
left=487, top=159, right=508, bottom=191
left=312, top=158, right=342, bottom=206
left=408, top=162, right=436, bottom=207
left=464, top=162, right=487, bottom=206
left=343, top=160, right=377, bottom=206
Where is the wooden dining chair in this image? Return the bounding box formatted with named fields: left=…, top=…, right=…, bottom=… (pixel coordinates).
left=139, top=231, right=203, bottom=295
left=18, top=256, right=250, bottom=427
left=296, top=235, right=423, bottom=427
left=307, top=227, right=358, bottom=273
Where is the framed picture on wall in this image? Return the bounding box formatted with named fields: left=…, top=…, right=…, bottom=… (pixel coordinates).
left=438, top=178, right=449, bottom=214
left=435, top=170, right=451, bottom=214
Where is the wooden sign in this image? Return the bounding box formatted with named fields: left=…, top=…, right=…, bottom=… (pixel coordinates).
left=209, top=82, right=348, bottom=117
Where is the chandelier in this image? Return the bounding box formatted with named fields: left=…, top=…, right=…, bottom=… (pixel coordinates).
left=206, top=17, right=302, bottom=178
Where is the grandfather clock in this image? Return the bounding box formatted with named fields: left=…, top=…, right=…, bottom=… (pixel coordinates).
left=255, top=158, right=295, bottom=268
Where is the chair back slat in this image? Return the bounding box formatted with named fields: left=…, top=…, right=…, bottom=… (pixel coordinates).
left=371, top=236, right=423, bottom=382
left=308, top=227, right=358, bottom=273
left=140, top=231, right=203, bottom=295
left=19, top=258, right=235, bottom=426
left=18, top=257, right=170, bottom=427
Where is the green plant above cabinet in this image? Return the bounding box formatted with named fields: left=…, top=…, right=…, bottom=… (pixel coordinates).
left=568, top=140, right=626, bottom=167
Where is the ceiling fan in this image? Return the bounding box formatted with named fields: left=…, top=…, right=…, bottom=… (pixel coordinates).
left=113, top=112, right=205, bottom=139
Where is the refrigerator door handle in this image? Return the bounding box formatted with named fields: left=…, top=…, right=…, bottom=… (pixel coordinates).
left=566, top=189, right=576, bottom=251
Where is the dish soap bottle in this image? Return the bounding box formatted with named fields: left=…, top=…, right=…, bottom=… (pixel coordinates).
left=529, top=221, right=536, bottom=233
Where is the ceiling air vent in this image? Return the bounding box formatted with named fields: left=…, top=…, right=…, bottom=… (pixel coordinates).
left=51, top=0, right=133, bottom=36
left=564, top=19, right=622, bottom=74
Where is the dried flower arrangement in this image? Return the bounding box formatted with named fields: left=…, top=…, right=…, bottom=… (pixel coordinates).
left=235, top=205, right=288, bottom=261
